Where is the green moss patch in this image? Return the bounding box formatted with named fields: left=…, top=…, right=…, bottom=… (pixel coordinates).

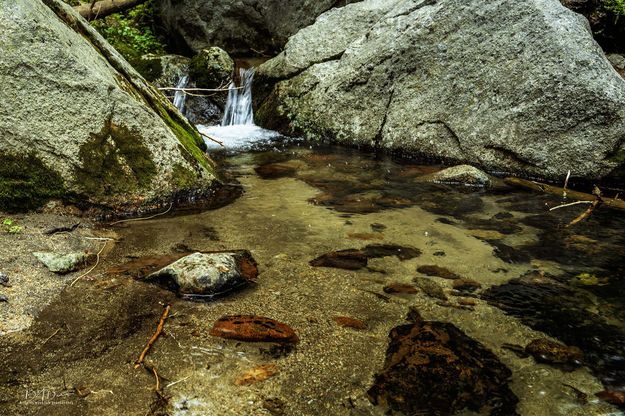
left=74, top=123, right=157, bottom=197
left=0, top=153, right=65, bottom=212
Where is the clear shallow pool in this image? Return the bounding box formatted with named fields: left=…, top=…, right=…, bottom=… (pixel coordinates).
left=1, top=140, right=624, bottom=416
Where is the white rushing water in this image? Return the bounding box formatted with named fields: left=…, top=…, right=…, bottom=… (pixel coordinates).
left=197, top=67, right=281, bottom=150
left=173, top=75, right=189, bottom=115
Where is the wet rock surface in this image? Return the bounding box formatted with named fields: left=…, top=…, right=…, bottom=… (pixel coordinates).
left=332, top=316, right=367, bottom=330
left=416, top=164, right=492, bottom=187
left=368, top=315, right=519, bottom=415
left=144, top=251, right=258, bottom=298
left=209, top=315, right=299, bottom=344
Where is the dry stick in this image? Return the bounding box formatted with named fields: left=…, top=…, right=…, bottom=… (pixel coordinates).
left=41, top=328, right=61, bottom=347
left=549, top=200, right=593, bottom=211
left=563, top=169, right=571, bottom=199
left=504, top=177, right=625, bottom=211
left=69, top=241, right=108, bottom=287
left=199, top=132, right=225, bottom=147
left=109, top=203, right=173, bottom=226
left=568, top=198, right=602, bottom=227
left=134, top=304, right=171, bottom=369
left=152, top=367, right=160, bottom=391
left=158, top=87, right=241, bottom=93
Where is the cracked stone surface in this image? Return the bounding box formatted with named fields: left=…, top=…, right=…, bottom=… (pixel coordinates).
left=256, top=0, right=625, bottom=180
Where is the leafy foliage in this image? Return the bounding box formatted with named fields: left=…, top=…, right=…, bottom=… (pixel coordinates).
left=91, top=1, right=165, bottom=66
left=604, top=0, right=625, bottom=16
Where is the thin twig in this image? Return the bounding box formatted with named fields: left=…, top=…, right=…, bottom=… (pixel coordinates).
left=165, top=376, right=191, bottom=388
left=135, top=304, right=171, bottom=369
left=549, top=200, right=593, bottom=211
left=109, top=203, right=173, bottom=226
left=567, top=199, right=601, bottom=227
left=152, top=367, right=160, bottom=391
left=158, top=87, right=240, bottom=92
left=563, top=170, right=571, bottom=199
left=41, top=328, right=61, bottom=347
left=69, top=241, right=108, bottom=287
left=199, top=132, right=224, bottom=147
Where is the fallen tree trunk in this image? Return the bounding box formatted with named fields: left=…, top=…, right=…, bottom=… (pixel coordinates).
left=74, top=0, right=146, bottom=20
left=504, top=177, right=625, bottom=211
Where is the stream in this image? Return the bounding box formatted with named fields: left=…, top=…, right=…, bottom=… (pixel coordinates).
left=1, top=138, right=625, bottom=415
left=1, top=70, right=625, bottom=416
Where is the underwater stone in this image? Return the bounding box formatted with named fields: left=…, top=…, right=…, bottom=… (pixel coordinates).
left=416, top=165, right=492, bottom=187
left=0, top=272, right=10, bottom=287
left=525, top=338, right=583, bottom=369
left=209, top=315, right=299, bottom=343
left=33, top=251, right=88, bottom=274
left=146, top=251, right=258, bottom=298
left=368, top=318, right=519, bottom=415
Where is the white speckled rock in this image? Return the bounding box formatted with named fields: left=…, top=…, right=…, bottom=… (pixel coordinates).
left=146, top=251, right=258, bottom=297
left=33, top=251, right=88, bottom=274
left=257, top=0, right=625, bottom=180
left=0, top=0, right=215, bottom=213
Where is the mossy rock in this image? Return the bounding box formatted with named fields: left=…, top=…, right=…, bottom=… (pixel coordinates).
left=74, top=123, right=157, bottom=197
left=189, top=47, right=234, bottom=88
left=0, top=153, right=65, bottom=212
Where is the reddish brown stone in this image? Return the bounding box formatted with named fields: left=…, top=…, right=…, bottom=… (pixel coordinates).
left=210, top=315, right=299, bottom=344
left=595, top=390, right=625, bottom=405
left=333, top=316, right=367, bottom=330
left=417, top=265, right=461, bottom=280
left=457, top=298, right=477, bottom=307
left=453, top=279, right=482, bottom=292
left=383, top=283, right=418, bottom=294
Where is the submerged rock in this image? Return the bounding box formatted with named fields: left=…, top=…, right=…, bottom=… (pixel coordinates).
left=332, top=316, right=367, bottom=330
left=453, top=279, right=482, bottom=293
left=416, top=265, right=461, bottom=280
left=595, top=390, right=625, bottom=405
left=257, top=0, right=625, bottom=180
left=33, top=251, right=88, bottom=274
left=525, top=338, right=583, bottom=370
left=310, top=244, right=421, bottom=270
left=383, top=283, right=418, bottom=294
left=416, top=165, right=492, bottom=187
left=368, top=317, right=519, bottom=415
left=413, top=276, right=448, bottom=301
left=0, top=272, right=10, bottom=287
left=209, top=315, right=299, bottom=343
left=145, top=251, right=258, bottom=298
left=0, top=0, right=215, bottom=213
left=482, top=274, right=625, bottom=391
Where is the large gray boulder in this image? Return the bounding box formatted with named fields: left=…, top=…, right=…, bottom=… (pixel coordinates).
left=157, top=0, right=361, bottom=55
left=0, top=0, right=216, bottom=214
left=256, top=0, right=625, bottom=180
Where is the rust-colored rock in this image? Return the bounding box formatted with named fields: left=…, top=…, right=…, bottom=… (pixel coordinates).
left=525, top=338, right=583, bottom=369
left=453, top=279, right=482, bottom=292
left=595, top=390, right=625, bottom=405
left=369, top=319, right=518, bottom=415
left=210, top=315, right=299, bottom=343
left=383, top=283, right=418, bottom=294
left=417, top=265, right=461, bottom=280
left=333, top=316, right=367, bottom=330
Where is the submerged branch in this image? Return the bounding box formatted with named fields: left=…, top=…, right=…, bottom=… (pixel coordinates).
left=504, top=177, right=625, bottom=211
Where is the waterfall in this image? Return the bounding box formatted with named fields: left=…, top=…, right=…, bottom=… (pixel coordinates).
left=196, top=66, right=281, bottom=149
left=173, top=75, right=189, bottom=115
left=222, top=68, right=255, bottom=126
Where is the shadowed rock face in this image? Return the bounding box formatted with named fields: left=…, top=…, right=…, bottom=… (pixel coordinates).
left=369, top=317, right=519, bottom=415
left=0, top=0, right=216, bottom=214
left=256, top=0, right=625, bottom=180
left=156, top=0, right=362, bottom=55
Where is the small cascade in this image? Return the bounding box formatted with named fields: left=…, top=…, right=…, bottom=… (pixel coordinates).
left=196, top=66, right=282, bottom=149
left=222, top=68, right=255, bottom=126
left=173, top=75, right=189, bottom=115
